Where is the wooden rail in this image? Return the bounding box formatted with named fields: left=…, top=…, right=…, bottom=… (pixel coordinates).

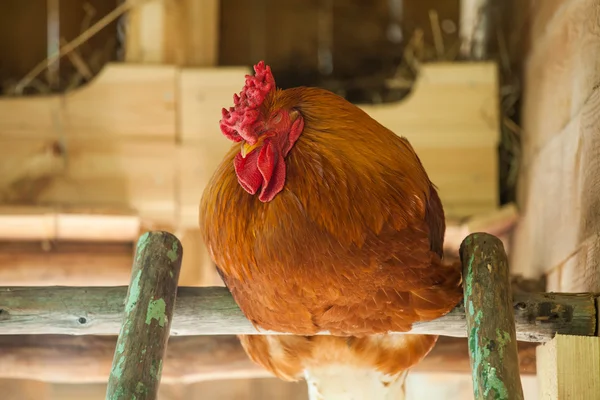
left=0, top=335, right=538, bottom=384
left=0, top=286, right=596, bottom=341
left=105, top=231, right=183, bottom=400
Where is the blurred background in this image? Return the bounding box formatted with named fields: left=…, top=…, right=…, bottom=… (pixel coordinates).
left=0, top=0, right=545, bottom=398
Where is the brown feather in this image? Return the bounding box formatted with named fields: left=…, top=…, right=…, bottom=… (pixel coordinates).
left=200, top=87, right=463, bottom=379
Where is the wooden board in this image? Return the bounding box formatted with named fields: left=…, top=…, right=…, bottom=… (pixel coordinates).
left=0, top=137, right=177, bottom=224
left=536, top=334, right=600, bottom=399
left=0, top=206, right=140, bottom=242
left=0, top=62, right=500, bottom=230
left=0, top=64, right=177, bottom=140
left=522, top=0, right=600, bottom=160
left=511, top=0, right=600, bottom=288
left=0, top=335, right=536, bottom=384
left=125, top=0, right=220, bottom=66
left=0, top=242, right=134, bottom=286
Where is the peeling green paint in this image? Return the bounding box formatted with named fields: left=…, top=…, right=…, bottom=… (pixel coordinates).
left=169, top=270, right=174, bottom=278
left=125, top=270, right=143, bottom=314
left=468, top=309, right=484, bottom=398
left=135, top=382, right=146, bottom=395
left=483, top=367, right=509, bottom=399
left=150, top=360, right=159, bottom=378
left=116, top=340, right=125, bottom=355
left=166, top=240, right=179, bottom=262
left=109, top=386, right=125, bottom=400
left=496, top=329, right=511, bottom=347
left=465, top=239, right=512, bottom=400
left=145, top=298, right=167, bottom=327
left=135, top=232, right=151, bottom=262
left=111, top=354, right=125, bottom=379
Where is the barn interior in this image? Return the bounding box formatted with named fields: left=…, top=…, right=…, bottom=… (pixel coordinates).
left=0, top=0, right=598, bottom=399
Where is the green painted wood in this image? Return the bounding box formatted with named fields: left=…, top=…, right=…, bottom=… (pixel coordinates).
left=105, top=231, right=183, bottom=400
left=460, top=232, right=524, bottom=400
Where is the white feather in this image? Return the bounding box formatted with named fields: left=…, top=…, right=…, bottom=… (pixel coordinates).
left=304, top=365, right=408, bottom=400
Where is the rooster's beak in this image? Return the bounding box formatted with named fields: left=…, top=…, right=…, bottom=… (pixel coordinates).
left=241, top=141, right=260, bottom=158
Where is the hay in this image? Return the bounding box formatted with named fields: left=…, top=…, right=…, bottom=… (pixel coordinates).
left=5, top=0, right=150, bottom=96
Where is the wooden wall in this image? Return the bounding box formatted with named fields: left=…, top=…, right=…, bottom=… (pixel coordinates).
left=510, top=0, right=600, bottom=292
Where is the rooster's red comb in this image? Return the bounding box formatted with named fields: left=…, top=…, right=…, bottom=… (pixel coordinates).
left=219, top=61, right=275, bottom=145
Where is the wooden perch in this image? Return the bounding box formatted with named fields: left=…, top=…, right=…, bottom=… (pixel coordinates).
left=0, top=335, right=538, bottom=384
left=0, top=286, right=596, bottom=341
left=460, top=232, right=524, bottom=400
left=106, top=231, right=183, bottom=400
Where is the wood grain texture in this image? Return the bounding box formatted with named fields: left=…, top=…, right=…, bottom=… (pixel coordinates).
left=0, top=137, right=178, bottom=223
left=512, top=85, right=600, bottom=281
left=513, top=0, right=600, bottom=288
left=0, top=63, right=500, bottom=233
left=522, top=0, right=600, bottom=160
left=0, top=335, right=538, bottom=384
left=0, top=64, right=177, bottom=140
left=460, top=233, right=524, bottom=400
left=536, top=334, right=600, bottom=399
left=0, top=286, right=595, bottom=341
left=0, top=242, right=134, bottom=286
left=106, top=231, right=183, bottom=400
left=125, top=0, right=220, bottom=66
left=0, top=205, right=140, bottom=242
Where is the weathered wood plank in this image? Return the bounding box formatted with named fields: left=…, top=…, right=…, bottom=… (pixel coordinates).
left=0, top=335, right=537, bottom=384
left=125, top=0, right=220, bottom=66
left=512, top=81, right=600, bottom=280
left=0, top=64, right=177, bottom=140
left=106, top=231, right=183, bottom=400
left=522, top=0, right=600, bottom=159
left=0, top=137, right=178, bottom=224
left=0, top=286, right=595, bottom=341
left=0, top=242, right=134, bottom=286
left=536, top=334, right=600, bottom=399
left=0, top=206, right=140, bottom=242
left=460, top=233, right=524, bottom=400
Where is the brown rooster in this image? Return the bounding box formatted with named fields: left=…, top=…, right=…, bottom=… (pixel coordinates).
left=199, top=61, right=463, bottom=399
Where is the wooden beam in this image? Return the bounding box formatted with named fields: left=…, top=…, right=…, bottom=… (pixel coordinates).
left=536, top=334, right=600, bottom=399
left=106, top=231, right=183, bottom=400
left=0, top=286, right=595, bottom=340
left=0, top=206, right=140, bottom=242
left=0, top=335, right=537, bottom=384
left=0, top=242, right=133, bottom=286
left=460, top=233, right=524, bottom=399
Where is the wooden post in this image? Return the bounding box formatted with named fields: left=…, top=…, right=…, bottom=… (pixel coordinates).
left=105, top=231, right=183, bottom=400
left=536, top=334, right=600, bottom=399
left=460, top=232, right=524, bottom=400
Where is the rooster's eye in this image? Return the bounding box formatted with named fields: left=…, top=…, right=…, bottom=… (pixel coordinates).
left=272, top=111, right=283, bottom=124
